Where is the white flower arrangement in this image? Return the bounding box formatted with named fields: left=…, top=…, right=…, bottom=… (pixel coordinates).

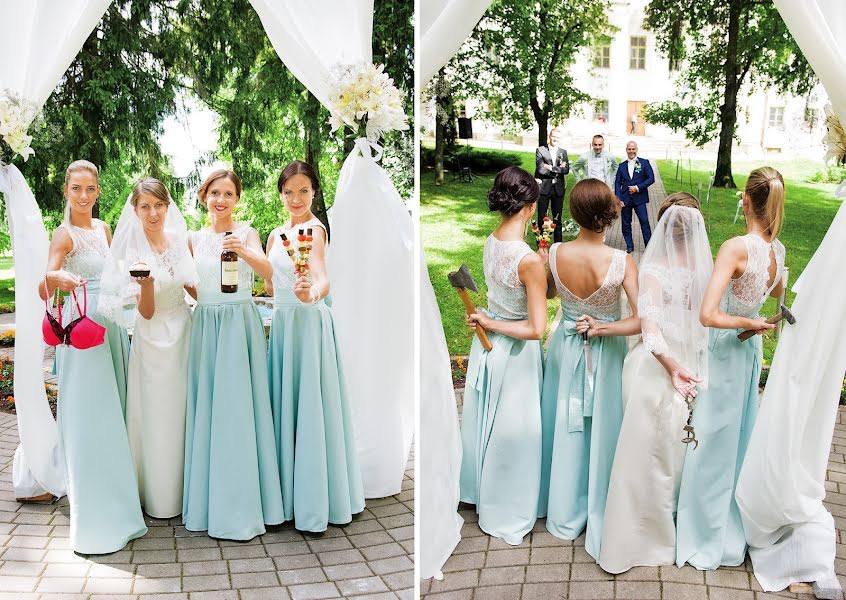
left=327, top=63, right=409, bottom=143
left=0, top=90, right=39, bottom=165
left=822, top=104, right=846, bottom=165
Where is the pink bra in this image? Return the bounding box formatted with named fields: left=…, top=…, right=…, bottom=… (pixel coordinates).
left=42, top=283, right=106, bottom=349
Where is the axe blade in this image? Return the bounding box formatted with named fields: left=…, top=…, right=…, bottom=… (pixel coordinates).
left=780, top=303, right=797, bottom=325
left=448, top=263, right=479, bottom=293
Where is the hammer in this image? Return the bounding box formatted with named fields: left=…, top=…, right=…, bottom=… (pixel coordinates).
left=737, top=303, right=796, bottom=341
left=448, top=263, right=493, bottom=351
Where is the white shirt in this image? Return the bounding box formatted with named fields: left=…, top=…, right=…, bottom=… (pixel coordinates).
left=627, top=158, right=637, bottom=179
left=548, top=146, right=559, bottom=162
left=587, top=153, right=606, bottom=180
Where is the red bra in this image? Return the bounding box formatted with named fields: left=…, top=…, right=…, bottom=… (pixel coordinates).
left=42, top=283, right=106, bottom=350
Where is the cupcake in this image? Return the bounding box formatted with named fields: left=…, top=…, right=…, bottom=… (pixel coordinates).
left=129, top=260, right=151, bottom=278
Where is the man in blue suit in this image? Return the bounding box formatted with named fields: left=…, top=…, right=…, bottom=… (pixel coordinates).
left=615, top=140, right=655, bottom=253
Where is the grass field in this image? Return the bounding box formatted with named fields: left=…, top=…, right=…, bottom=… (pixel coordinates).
left=0, top=257, right=14, bottom=309
left=422, top=151, right=841, bottom=359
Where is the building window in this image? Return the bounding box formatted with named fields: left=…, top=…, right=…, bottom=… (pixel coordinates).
left=630, top=36, right=647, bottom=69
left=593, top=45, right=610, bottom=69
left=804, top=107, right=819, bottom=131
left=768, top=106, right=784, bottom=128
left=594, top=100, right=609, bottom=122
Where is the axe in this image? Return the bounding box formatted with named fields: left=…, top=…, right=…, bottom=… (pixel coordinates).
left=448, top=264, right=493, bottom=351
left=737, top=303, right=796, bottom=341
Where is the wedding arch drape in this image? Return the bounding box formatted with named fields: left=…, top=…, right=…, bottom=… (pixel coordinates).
left=736, top=0, right=846, bottom=592
left=0, top=0, right=113, bottom=499
left=419, top=0, right=492, bottom=579
left=249, top=0, right=414, bottom=499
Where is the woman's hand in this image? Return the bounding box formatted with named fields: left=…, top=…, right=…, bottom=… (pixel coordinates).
left=222, top=233, right=248, bottom=258
left=134, top=274, right=155, bottom=289
left=746, top=317, right=777, bottom=335
left=466, top=311, right=492, bottom=331
left=293, top=275, right=312, bottom=304
left=576, top=314, right=600, bottom=338
left=537, top=246, right=549, bottom=266
left=49, top=270, right=84, bottom=293
left=670, top=367, right=703, bottom=398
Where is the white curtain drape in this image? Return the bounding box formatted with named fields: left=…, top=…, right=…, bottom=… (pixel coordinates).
left=420, top=0, right=491, bottom=86
left=0, top=0, right=113, bottom=499
left=418, top=0, right=493, bottom=578
left=736, top=0, right=846, bottom=592
left=250, top=0, right=413, bottom=498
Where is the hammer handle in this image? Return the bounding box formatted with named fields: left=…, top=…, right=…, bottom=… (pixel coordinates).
left=737, top=313, right=784, bottom=341
left=456, top=288, right=493, bottom=351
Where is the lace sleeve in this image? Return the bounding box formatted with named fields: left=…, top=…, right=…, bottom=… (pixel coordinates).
left=639, top=270, right=671, bottom=357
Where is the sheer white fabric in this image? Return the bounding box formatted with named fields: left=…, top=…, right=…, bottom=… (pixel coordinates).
left=100, top=199, right=197, bottom=328
left=483, top=236, right=533, bottom=319
left=249, top=0, right=413, bottom=498
left=738, top=5, right=846, bottom=591
left=0, top=0, right=112, bottom=499
left=635, top=206, right=712, bottom=384
left=420, top=0, right=492, bottom=85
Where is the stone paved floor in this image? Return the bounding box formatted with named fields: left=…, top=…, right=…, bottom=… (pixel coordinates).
left=0, top=412, right=414, bottom=600
left=423, top=401, right=846, bottom=600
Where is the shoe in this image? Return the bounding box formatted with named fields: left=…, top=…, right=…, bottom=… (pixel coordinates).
left=626, top=248, right=634, bottom=254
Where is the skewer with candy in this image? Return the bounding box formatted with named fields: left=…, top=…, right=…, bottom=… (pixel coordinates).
left=531, top=216, right=556, bottom=250
left=279, top=229, right=312, bottom=276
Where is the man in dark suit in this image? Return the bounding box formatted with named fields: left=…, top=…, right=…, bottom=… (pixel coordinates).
left=535, top=127, right=569, bottom=242
left=615, top=140, right=655, bottom=253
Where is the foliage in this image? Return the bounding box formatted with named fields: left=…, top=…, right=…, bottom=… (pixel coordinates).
left=420, top=146, right=523, bottom=173
left=454, top=0, right=614, bottom=145
left=0, top=330, right=13, bottom=347
left=643, top=0, right=815, bottom=187
left=0, top=356, right=59, bottom=417
left=809, top=164, right=846, bottom=184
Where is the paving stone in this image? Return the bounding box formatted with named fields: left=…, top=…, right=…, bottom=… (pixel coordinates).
left=317, top=548, right=365, bottom=566
left=616, top=566, right=659, bottom=581
left=185, top=592, right=239, bottom=600
left=228, top=557, right=275, bottom=573
left=230, top=571, right=281, bottom=588
left=523, top=582, right=569, bottom=599
left=278, top=567, right=329, bottom=585
left=36, top=577, right=87, bottom=593
left=709, top=589, right=755, bottom=600
left=569, top=581, right=615, bottom=599
left=220, top=545, right=267, bottom=559
left=381, top=569, right=414, bottom=591
left=485, top=548, right=530, bottom=567
left=477, top=565, right=525, bottom=586
left=275, top=554, right=322, bottom=570
left=526, top=563, right=570, bottom=582
left=288, top=582, right=341, bottom=600
left=135, top=562, right=181, bottom=578
left=323, top=562, right=373, bottom=580
left=240, top=589, right=292, bottom=600
left=368, top=555, right=414, bottom=575
left=336, top=575, right=390, bottom=596
left=182, top=574, right=232, bottom=592
left=616, top=581, right=661, bottom=599
left=360, top=542, right=407, bottom=561
left=473, top=584, right=523, bottom=600
left=82, top=578, right=134, bottom=594
left=530, top=546, right=572, bottom=565
left=182, top=559, right=229, bottom=576
left=662, top=582, right=709, bottom=600
left=428, top=570, right=480, bottom=593
left=307, top=537, right=354, bottom=553
left=349, top=531, right=395, bottom=548
left=705, top=569, right=752, bottom=589
left=132, top=578, right=182, bottom=593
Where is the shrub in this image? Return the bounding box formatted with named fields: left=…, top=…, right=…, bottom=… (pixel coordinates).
left=421, top=146, right=523, bottom=173
left=809, top=164, right=846, bottom=184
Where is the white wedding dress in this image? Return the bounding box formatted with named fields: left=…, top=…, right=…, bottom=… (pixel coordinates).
left=125, top=243, right=192, bottom=519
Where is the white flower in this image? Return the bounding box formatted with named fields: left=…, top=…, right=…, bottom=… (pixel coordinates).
left=0, top=89, right=39, bottom=163
left=327, top=62, right=409, bottom=143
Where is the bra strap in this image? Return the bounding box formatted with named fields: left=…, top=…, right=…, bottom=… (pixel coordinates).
left=70, top=283, right=86, bottom=318
left=44, top=276, right=63, bottom=328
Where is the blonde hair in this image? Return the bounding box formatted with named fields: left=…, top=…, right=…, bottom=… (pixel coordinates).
left=131, top=177, right=171, bottom=208
left=658, top=192, right=700, bottom=221
left=63, top=160, right=100, bottom=223
left=744, top=166, right=785, bottom=238
left=198, top=169, right=242, bottom=205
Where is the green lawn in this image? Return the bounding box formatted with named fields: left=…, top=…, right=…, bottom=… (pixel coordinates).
left=0, top=257, right=14, bottom=309
left=422, top=151, right=841, bottom=359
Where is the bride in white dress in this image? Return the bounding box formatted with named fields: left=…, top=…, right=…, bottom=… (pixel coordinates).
left=100, top=178, right=198, bottom=518
left=599, top=195, right=712, bottom=573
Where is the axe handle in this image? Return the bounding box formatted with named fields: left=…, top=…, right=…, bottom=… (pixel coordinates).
left=455, top=288, right=493, bottom=351
left=737, top=312, right=784, bottom=341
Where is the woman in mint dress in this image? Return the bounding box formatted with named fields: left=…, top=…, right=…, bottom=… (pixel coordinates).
left=265, top=161, right=364, bottom=532
left=182, top=169, right=284, bottom=540
left=539, top=178, right=640, bottom=560
left=40, top=160, right=147, bottom=554
left=676, top=166, right=786, bottom=570
left=458, top=166, right=548, bottom=546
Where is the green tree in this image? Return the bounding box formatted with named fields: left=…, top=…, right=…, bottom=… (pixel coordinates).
left=455, top=0, right=614, bottom=146
left=644, top=0, right=815, bottom=187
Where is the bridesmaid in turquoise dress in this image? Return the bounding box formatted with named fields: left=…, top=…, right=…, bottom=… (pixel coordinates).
left=183, top=169, right=284, bottom=540
left=39, top=160, right=147, bottom=554
left=539, top=178, right=640, bottom=560
left=676, top=166, right=786, bottom=570
left=459, top=166, right=548, bottom=546
left=265, top=161, right=364, bottom=532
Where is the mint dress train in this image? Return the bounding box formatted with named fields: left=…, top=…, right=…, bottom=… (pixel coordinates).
left=267, top=218, right=364, bottom=532
left=458, top=235, right=543, bottom=546
left=182, top=226, right=284, bottom=540
left=55, top=222, right=147, bottom=553
left=676, top=234, right=785, bottom=569
left=539, top=244, right=628, bottom=560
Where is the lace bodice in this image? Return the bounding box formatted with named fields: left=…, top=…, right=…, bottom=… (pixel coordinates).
left=191, top=226, right=254, bottom=303
left=550, top=243, right=626, bottom=321
left=268, top=217, right=326, bottom=303
left=638, top=264, right=697, bottom=356
left=148, top=246, right=190, bottom=311
left=722, top=234, right=785, bottom=318
left=483, top=235, right=534, bottom=319
left=60, top=221, right=111, bottom=282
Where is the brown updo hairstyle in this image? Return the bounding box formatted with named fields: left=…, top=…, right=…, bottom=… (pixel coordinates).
left=569, top=178, right=618, bottom=233
left=487, top=166, right=540, bottom=216
left=277, top=160, right=320, bottom=196
left=197, top=169, right=242, bottom=206
left=657, top=191, right=700, bottom=221
left=744, top=166, right=785, bottom=238
left=130, top=178, right=171, bottom=208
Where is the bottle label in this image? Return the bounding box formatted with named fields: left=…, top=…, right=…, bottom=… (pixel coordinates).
left=221, top=262, right=239, bottom=286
